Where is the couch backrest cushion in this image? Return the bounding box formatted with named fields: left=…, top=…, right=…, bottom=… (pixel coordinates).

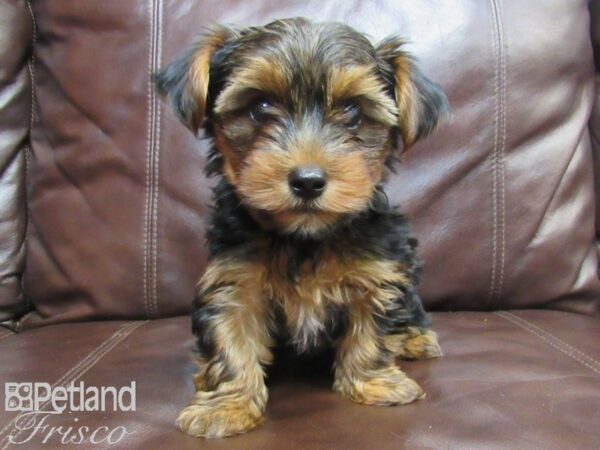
left=0, top=0, right=31, bottom=324
left=20, top=0, right=600, bottom=328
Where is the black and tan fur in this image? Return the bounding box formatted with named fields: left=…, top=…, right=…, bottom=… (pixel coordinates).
left=156, top=17, right=448, bottom=438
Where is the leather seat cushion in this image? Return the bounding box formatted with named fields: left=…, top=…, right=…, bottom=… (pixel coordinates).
left=1, top=311, right=598, bottom=449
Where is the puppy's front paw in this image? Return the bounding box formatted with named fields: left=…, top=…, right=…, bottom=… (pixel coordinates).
left=176, top=393, right=264, bottom=438
left=384, top=328, right=443, bottom=360
left=402, top=329, right=443, bottom=360
left=334, top=368, right=425, bottom=406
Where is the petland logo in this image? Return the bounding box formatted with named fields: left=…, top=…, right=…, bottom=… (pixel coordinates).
left=3, top=382, right=136, bottom=446
left=5, top=382, right=136, bottom=413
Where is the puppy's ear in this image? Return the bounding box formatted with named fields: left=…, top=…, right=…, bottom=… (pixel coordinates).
left=376, top=36, right=449, bottom=149
left=155, top=26, right=235, bottom=133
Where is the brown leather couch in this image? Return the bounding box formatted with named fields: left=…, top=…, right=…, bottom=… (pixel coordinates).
left=1, top=1, right=599, bottom=449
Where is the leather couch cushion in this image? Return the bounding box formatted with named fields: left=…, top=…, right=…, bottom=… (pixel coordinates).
left=0, top=311, right=598, bottom=449
left=0, top=0, right=30, bottom=322
left=21, top=0, right=600, bottom=326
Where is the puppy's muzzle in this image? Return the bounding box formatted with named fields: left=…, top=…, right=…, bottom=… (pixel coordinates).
left=288, top=166, right=327, bottom=200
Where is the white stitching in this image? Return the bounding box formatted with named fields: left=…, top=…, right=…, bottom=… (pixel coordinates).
left=0, top=321, right=146, bottom=448
left=495, top=0, right=506, bottom=304
left=144, top=0, right=163, bottom=319
left=487, top=0, right=500, bottom=306
left=495, top=312, right=600, bottom=376
left=148, top=0, right=156, bottom=317
left=144, top=0, right=158, bottom=319
left=142, top=0, right=153, bottom=319
left=151, top=0, right=163, bottom=317
left=25, top=0, right=36, bottom=133
left=487, top=0, right=506, bottom=306
left=19, top=0, right=37, bottom=312
left=498, top=311, right=600, bottom=369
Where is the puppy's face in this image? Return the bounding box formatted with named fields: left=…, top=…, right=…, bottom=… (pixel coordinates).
left=157, top=18, right=448, bottom=236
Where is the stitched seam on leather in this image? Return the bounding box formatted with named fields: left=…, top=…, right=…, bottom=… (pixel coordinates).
left=0, top=321, right=146, bottom=448
left=496, top=0, right=506, bottom=307
left=149, top=0, right=157, bottom=318
left=143, top=0, right=154, bottom=319
left=143, top=0, right=163, bottom=319
left=487, top=0, right=507, bottom=308
left=25, top=0, right=36, bottom=133
left=19, top=0, right=38, bottom=313
left=151, top=0, right=163, bottom=318
left=499, top=311, right=600, bottom=368
left=495, top=312, right=600, bottom=376
left=487, top=0, right=499, bottom=307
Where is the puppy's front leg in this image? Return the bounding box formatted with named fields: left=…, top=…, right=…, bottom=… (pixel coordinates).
left=177, top=260, right=272, bottom=438
left=333, top=300, right=425, bottom=406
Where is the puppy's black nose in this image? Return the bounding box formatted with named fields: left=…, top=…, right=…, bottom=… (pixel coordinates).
left=288, top=167, right=327, bottom=200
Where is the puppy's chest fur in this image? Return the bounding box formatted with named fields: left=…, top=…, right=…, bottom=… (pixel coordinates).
left=202, top=182, right=421, bottom=353
left=262, top=249, right=408, bottom=352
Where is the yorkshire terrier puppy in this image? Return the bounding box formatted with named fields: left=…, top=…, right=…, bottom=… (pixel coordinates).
left=157, top=17, right=448, bottom=438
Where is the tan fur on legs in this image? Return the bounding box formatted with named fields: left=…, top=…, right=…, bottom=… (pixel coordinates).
left=336, top=365, right=425, bottom=406
left=333, top=301, right=424, bottom=406
left=383, top=326, right=443, bottom=360
left=177, top=383, right=267, bottom=439
left=177, top=259, right=273, bottom=438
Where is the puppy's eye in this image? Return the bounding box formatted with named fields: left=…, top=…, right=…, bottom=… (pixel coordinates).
left=342, top=103, right=362, bottom=129
left=249, top=99, right=272, bottom=124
